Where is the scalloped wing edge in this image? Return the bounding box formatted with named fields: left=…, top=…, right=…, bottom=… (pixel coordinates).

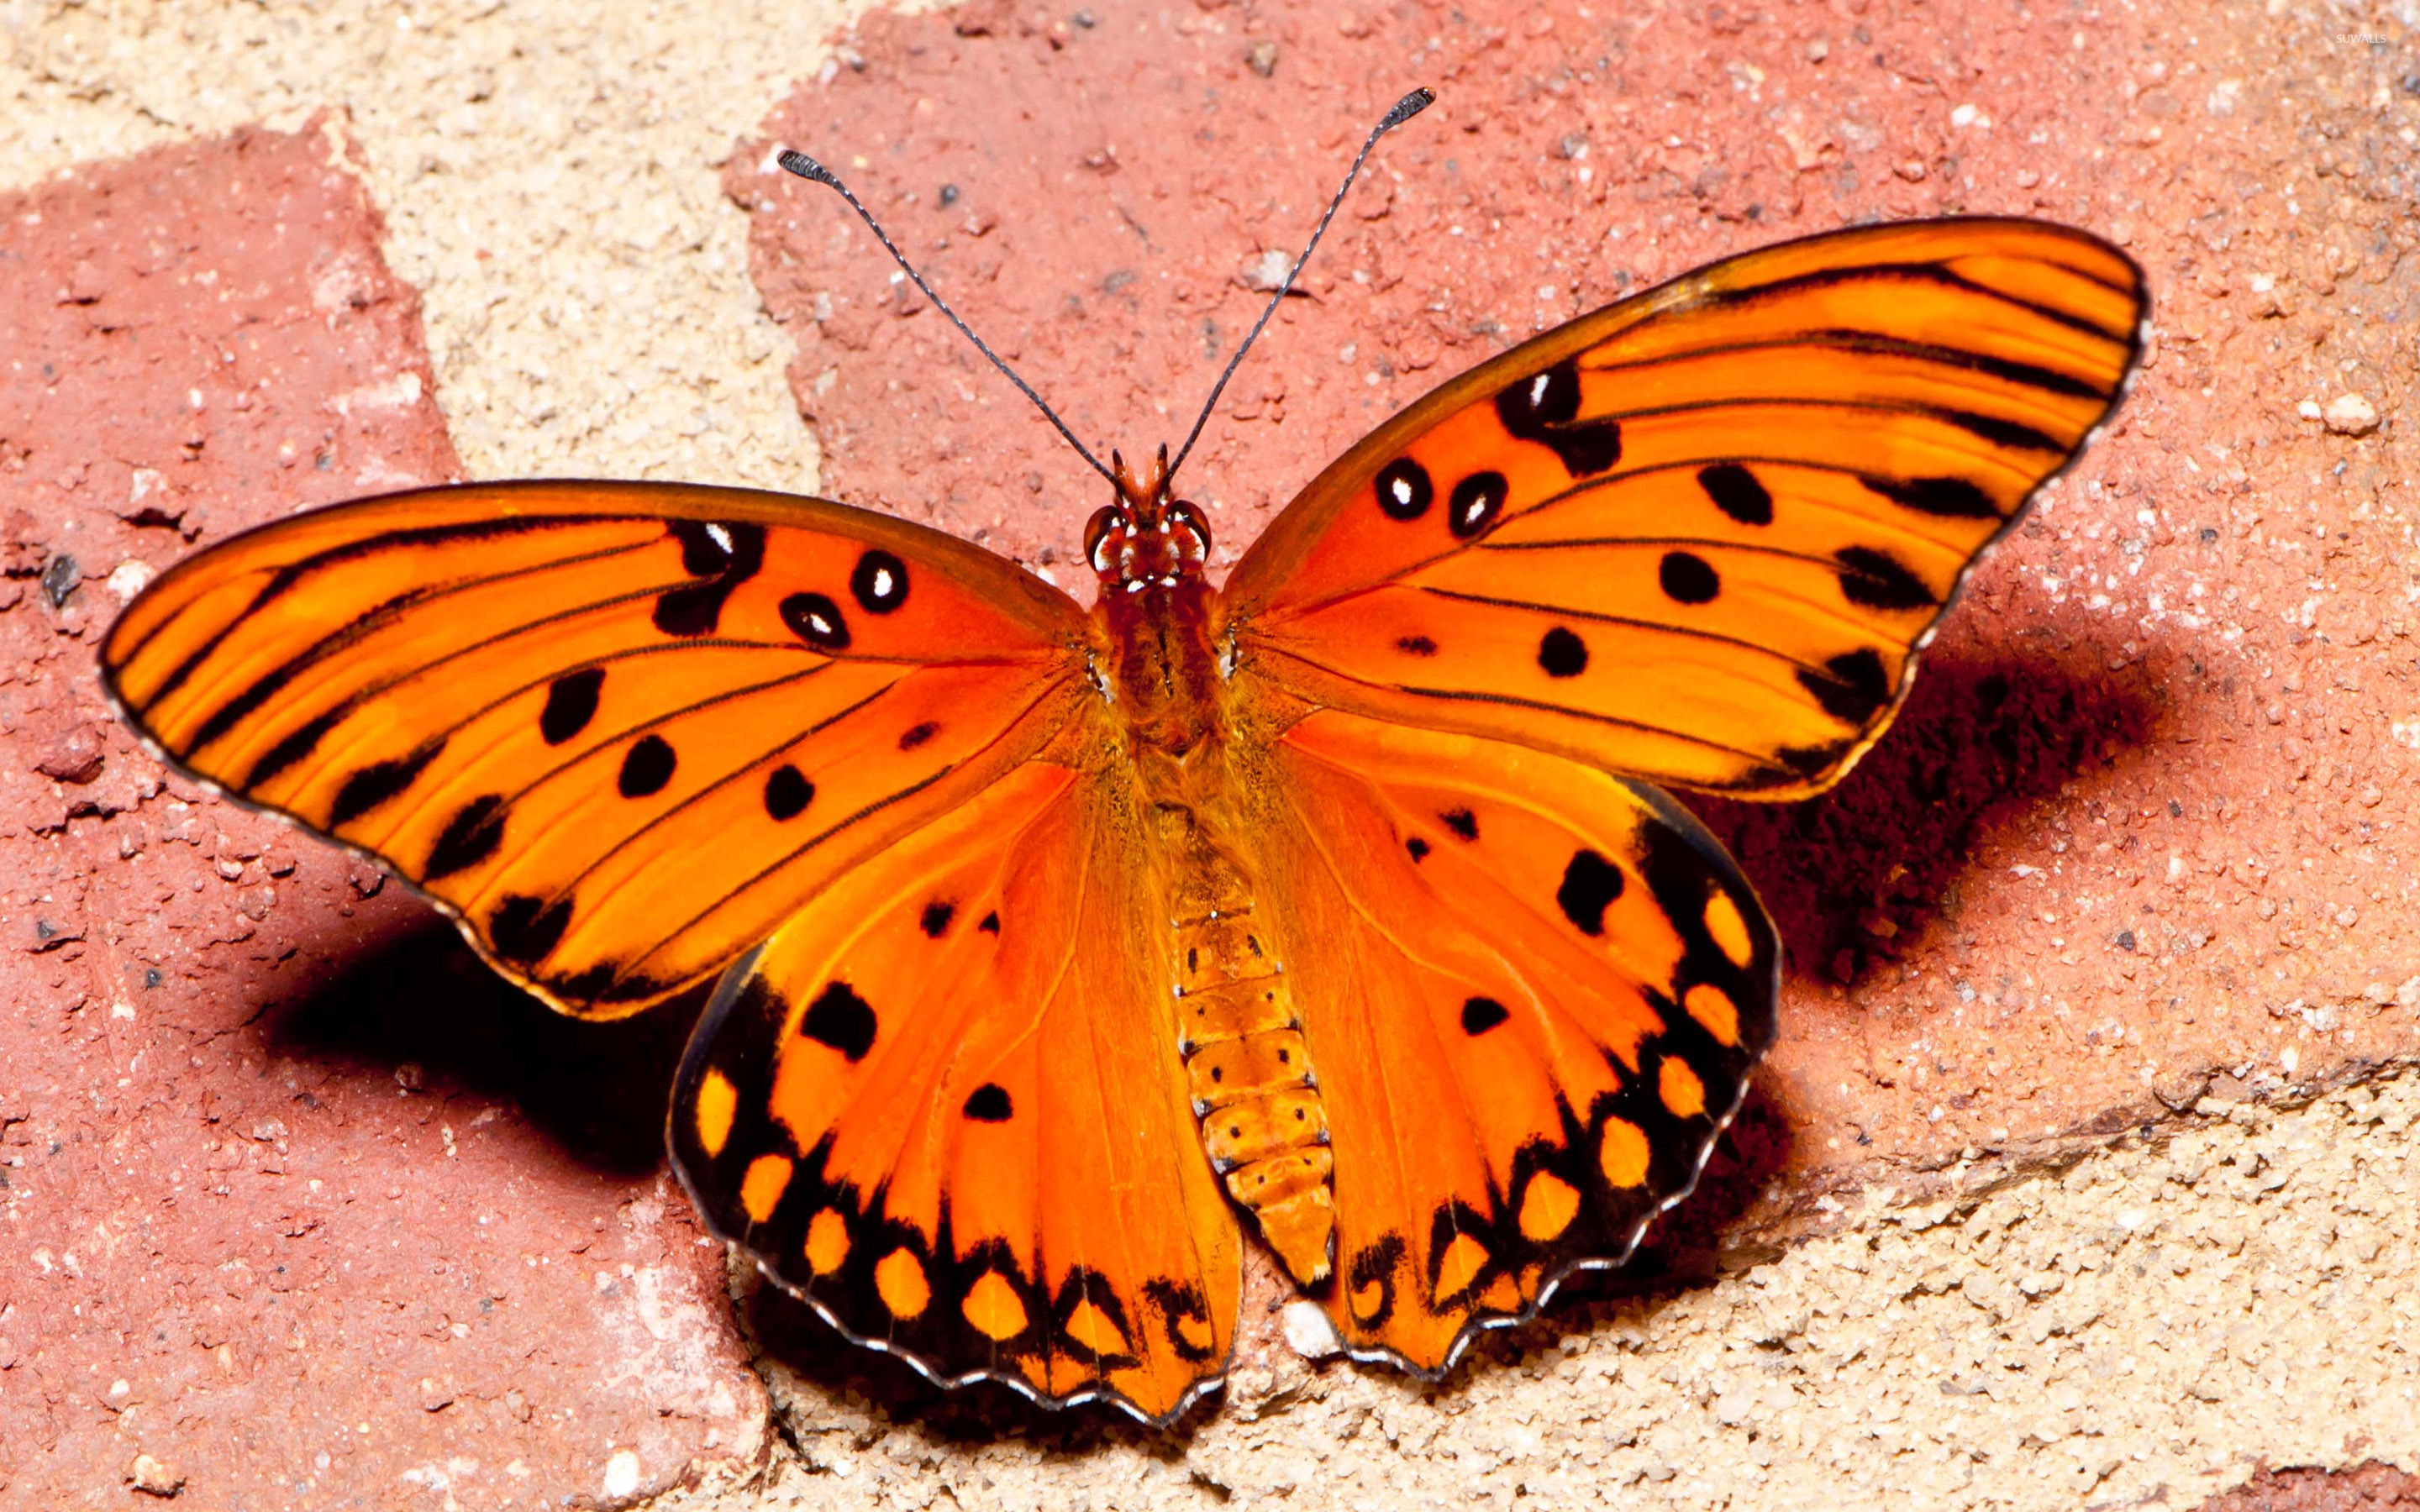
left=666, top=944, right=1234, bottom=1430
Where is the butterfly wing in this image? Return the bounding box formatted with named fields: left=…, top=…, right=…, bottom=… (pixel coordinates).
left=1221, top=218, right=2145, bottom=799
left=669, top=744, right=1240, bottom=1424
left=102, top=480, right=1092, bottom=1016
left=1241, top=707, right=1776, bottom=1368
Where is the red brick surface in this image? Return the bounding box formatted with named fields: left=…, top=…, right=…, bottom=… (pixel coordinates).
left=0, top=119, right=764, bottom=1509
left=2198, top=1463, right=2420, bottom=1512
left=731, top=1, right=2420, bottom=1236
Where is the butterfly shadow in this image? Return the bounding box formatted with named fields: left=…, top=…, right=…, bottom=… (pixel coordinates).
left=264, top=918, right=708, bottom=1177
left=1686, top=643, right=2165, bottom=992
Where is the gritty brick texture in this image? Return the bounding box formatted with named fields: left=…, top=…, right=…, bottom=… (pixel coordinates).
left=0, top=121, right=765, bottom=1509
left=2, top=0, right=2415, bottom=1506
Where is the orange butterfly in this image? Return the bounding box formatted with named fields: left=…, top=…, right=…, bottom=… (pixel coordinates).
left=102, top=90, right=2143, bottom=1424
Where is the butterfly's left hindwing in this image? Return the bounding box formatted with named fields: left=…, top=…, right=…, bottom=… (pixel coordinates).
left=103, top=480, right=1092, bottom=1016
left=671, top=751, right=1241, bottom=1425
left=1240, top=709, right=1777, bottom=1369
left=1222, top=218, right=2145, bottom=799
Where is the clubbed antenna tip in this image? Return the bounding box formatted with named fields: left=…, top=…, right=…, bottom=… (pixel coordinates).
left=1165, top=86, right=1438, bottom=483
left=1382, top=88, right=1435, bottom=130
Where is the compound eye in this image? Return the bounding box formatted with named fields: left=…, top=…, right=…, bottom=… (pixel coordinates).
left=1166, top=499, right=1213, bottom=559
left=1085, top=506, right=1127, bottom=576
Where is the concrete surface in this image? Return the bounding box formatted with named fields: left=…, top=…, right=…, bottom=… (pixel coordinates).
left=3, top=0, right=2417, bottom=1507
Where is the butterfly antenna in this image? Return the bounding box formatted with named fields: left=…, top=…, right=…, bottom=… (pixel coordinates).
left=777, top=149, right=1119, bottom=488
left=1165, top=87, right=1435, bottom=486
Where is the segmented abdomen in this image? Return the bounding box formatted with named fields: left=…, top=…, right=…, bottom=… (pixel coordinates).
left=1169, top=859, right=1335, bottom=1284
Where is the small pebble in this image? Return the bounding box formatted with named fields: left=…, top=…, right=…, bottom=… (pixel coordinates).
left=2323, top=393, right=2380, bottom=435
left=1281, top=1299, right=1342, bottom=1359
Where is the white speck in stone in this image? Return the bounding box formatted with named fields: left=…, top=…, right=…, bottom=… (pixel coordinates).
left=602, top=1449, right=641, bottom=1499
left=1282, top=1300, right=1342, bottom=1359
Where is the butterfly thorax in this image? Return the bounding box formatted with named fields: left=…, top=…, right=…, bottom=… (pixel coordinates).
left=1086, top=450, right=1338, bottom=1285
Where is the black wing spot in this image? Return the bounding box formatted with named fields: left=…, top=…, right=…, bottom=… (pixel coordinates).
left=1460, top=995, right=1511, bottom=1036
left=1555, top=848, right=1626, bottom=936
left=1397, top=634, right=1439, bottom=656
left=799, top=981, right=877, bottom=1061
left=979, top=911, right=1001, bottom=934
left=1144, top=1278, right=1219, bottom=1363
left=424, top=794, right=507, bottom=879
left=618, top=734, right=676, bottom=798
left=1442, top=807, right=1479, bottom=842
left=1406, top=836, right=1432, bottom=863
left=655, top=522, right=765, bottom=636
left=1834, top=546, right=1938, bottom=611
left=1659, top=551, right=1720, bottom=605
left=1538, top=626, right=1588, bottom=678
left=1448, top=472, right=1508, bottom=539
left=539, top=669, right=605, bottom=745
left=1797, top=647, right=1894, bottom=725
left=851, top=549, right=910, bottom=613
left=781, top=591, right=851, bottom=651
left=329, top=738, right=447, bottom=827
left=898, top=721, right=939, bottom=751
left=1501, top=359, right=1582, bottom=428
left=489, top=894, right=572, bottom=964
left=1861, top=474, right=2001, bottom=519
left=920, top=900, right=955, bottom=937
left=1944, top=408, right=2061, bottom=453
left=1495, top=357, right=1623, bottom=476
left=1346, top=1235, right=1405, bottom=1328
left=1376, top=458, right=1434, bottom=521
left=765, top=764, right=813, bottom=821
left=1697, top=462, right=1772, bottom=524
left=670, top=518, right=734, bottom=575
left=246, top=708, right=344, bottom=789
left=963, top=1083, right=1013, bottom=1122
left=1774, top=741, right=1853, bottom=780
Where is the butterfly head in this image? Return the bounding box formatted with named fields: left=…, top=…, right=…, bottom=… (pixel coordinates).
left=1087, top=444, right=1211, bottom=592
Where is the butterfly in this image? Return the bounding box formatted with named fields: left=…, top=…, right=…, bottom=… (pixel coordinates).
left=100, top=85, right=2144, bottom=1425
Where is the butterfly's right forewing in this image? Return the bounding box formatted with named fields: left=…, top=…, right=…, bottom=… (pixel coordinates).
left=103, top=480, right=1092, bottom=1016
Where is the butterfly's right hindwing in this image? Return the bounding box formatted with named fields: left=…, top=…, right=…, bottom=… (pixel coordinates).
left=671, top=754, right=1241, bottom=1425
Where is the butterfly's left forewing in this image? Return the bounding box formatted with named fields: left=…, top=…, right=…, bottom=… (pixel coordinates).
left=103, top=480, right=1092, bottom=1015
left=1240, top=709, right=1776, bottom=1369
left=1222, top=218, right=2145, bottom=799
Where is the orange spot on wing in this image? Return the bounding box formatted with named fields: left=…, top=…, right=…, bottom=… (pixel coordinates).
left=1702, top=892, right=1754, bottom=969
left=694, top=1068, right=738, bottom=1158
left=1517, top=1171, right=1581, bottom=1242
left=1478, top=1274, right=1523, bottom=1313
left=875, top=1248, right=931, bottom=1319
left=1599, top=1117, right=1650, bottom=1187
left=1684, top=982, right=1740, bottom=1047
left=962, top=1271, right=1029, bottom=1341
left=1660, top=1057, right=1707, bottom=1119
left=739, top=1153, right=792, bottom=1224
left=1433, top=1232, right=1490, bottom=1300
left=804, top=1209, right=850, bottom=1275
left=1061, top=1299, right=1130, bottom=1357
